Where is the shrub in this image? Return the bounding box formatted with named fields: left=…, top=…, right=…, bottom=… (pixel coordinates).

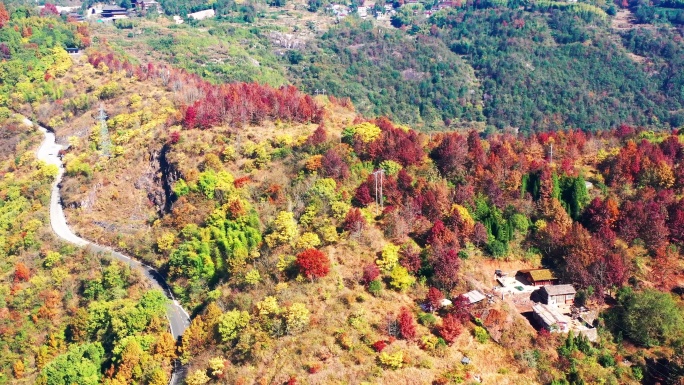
left=378, top=351, right=404, bottom=370
left=474, top=326, right=488, bottom=343
left=418, top=312, right=437, bottom=328
left=286, top=303, right=310, bottom=334
left=368, top=279, right=383, bottom=296
left=372, top=340, right=388, bottom=352
left=362, top=264, right=380, bottom=284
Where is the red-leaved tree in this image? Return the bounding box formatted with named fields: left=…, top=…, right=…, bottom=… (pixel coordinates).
left=321, top=147, right=350, bottom=181
left=14, top=263, right=30, bottom=282
left=362, top=263, right=380, bottom=285
left=353, top=184, right=373, bottom=207
left=426, top=287, right=444, bottom=312
left=296, top=249, right=330, bottom=280
left=343, top=208, right=367, bottom=233
left=0, top=3, right=10, bottom=28
left=397, top=307, right=416, bottom=340
left=41, top=3, right=59, bottom=16
left=305, top=124, right=327, bottom=148
left=438, top=313, right=462, bottom=344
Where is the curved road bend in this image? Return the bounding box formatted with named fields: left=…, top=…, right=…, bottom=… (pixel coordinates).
left=30, top=117, right=191, bottom=384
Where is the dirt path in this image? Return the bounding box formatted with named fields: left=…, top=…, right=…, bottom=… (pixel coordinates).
left=29, top=117, right=191, bottom=385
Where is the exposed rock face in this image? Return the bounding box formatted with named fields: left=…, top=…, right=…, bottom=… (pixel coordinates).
left=268, top=31, right=306, bottom=49
left=141, top=144, right=181, bottom=215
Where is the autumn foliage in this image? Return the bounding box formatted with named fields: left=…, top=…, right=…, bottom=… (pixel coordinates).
left=86, top=51, right=323, bottom=129
left=438, top=313, right=462, bottom=344
left=397, top=307, right=417, bottom=340
left=0, top=3, right=9, bottom=28
left=295, top=249, right=330, bottom=280
left=183, top=84, right=323, bottom=128
left=14, top=263, right=30, bottom=282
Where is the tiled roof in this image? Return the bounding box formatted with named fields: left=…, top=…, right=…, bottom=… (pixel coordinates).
left=542, top=284, right=576, bottom=296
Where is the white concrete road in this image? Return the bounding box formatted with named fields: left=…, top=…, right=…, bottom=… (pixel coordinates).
left=29, top=117, right=190, bottom=384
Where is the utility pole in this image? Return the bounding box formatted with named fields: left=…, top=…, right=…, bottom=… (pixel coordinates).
left=98, top=103, right=111, bottom=158
left=373, top=169, right=385, bottom=214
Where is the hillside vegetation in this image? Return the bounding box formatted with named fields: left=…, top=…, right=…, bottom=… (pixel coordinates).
left=4, top=3, right=684, bottom=385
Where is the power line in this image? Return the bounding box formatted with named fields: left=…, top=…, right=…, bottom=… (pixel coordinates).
left=373, top=169, right=384, bottom=214
left=97, top=103, right=111, bottom=158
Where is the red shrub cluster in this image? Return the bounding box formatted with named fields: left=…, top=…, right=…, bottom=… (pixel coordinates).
left=183, top=84, right=323, bottom=128
left=14, top=263, right=30, bottom=282
left=372, top=340, right=388, bottom=352
left=362, top=264, right=380, bottom=285
left=86, top=51, right=323, bottom=128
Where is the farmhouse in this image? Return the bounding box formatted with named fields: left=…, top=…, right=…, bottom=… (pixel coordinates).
left=518, top=268, right=558, bottom=287
left=532, top=303, right=570, bottom=333
left=100, top=5, right=128, bottom=19
left=540, top=284, right=576, bottom=305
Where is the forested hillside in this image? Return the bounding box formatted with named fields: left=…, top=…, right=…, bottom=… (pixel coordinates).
left=0, top=7, right=177, bottom=385
left=4, top=1, right=684, bottom=385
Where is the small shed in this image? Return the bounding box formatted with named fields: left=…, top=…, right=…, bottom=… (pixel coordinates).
left=65, top=47, right=79, bottom=54
left=462, top=290, right=486, bottom=305
left=519, top=269, right=558, bottom=286
left=540, top=284, right=576, bottom=305
left=532, top=303, right=570, bottom=333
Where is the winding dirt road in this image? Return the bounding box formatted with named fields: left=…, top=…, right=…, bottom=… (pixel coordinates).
left=30, top=117, right=190, bottom=384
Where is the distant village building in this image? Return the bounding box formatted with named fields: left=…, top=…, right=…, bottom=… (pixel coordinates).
left=132, top=0, right=163, bottom=13
left=40, top=5, right=81, bottom=14
left=518, top=268, right=558, bottom=287
left=173, top=15, right=184, bottom=24
left=357, top=6, right=368, bottom=18
left=101, top=5, right=129, bottom=19
left=187, top=9, right=215, bottom=20
left=540, top=284, right=577, bottom=305
left=65, top=47, right=80, bottom=54
left=87, top=5, right=129, bottom=20
left=328, top=4, right=350, bottom=19
left=67, top=12, right=85, bottom=21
